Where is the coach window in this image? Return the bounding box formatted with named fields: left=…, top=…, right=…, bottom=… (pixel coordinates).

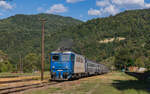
left=77, top=57, right=80, bottom=62
left=52, top=55, right=59, bottom=61
left=80, top=58, right=83, bottom=63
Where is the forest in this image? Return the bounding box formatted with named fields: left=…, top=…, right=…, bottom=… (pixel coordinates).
left=0, top=9, right=150, bottom=72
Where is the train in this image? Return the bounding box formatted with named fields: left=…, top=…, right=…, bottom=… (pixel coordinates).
left=49, top=49, right=109, bottom=80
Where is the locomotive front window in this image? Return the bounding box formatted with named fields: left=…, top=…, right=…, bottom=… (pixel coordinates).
left=52, top=55, right=59, bottom=61
left=61, top=54, right=70, bottom=61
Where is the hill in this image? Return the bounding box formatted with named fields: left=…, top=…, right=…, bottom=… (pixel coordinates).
left=1, top=9, right=150, bottom=71
left=0, top=13, right=82, bottom=66
left=70, top=9, right=150, bottom=69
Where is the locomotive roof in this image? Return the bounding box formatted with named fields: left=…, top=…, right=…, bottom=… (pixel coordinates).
left=86, top=59, right=105, bottom=65
left=87, top=59, right=99, bottom=64
left=51, top=50, right=75, bottom=54
left=51, top=50, right=85, bottom=57
left=51, top=50, right=104, bottom=65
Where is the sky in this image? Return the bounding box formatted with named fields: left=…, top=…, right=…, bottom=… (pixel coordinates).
left=0, top=0, right=150, bottom=21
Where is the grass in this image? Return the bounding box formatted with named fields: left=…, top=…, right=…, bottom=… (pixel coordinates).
left=64, top=81, right=98, bottom=94
left=25, top=87, right=62, bottom=94
left=24, top=72, right=150, bottom=94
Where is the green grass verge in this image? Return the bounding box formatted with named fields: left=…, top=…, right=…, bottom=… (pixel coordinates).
left=24, top=72, right=150, bottom=94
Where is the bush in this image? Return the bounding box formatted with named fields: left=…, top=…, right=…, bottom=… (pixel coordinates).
left=0, top=61, right=13, bottom=72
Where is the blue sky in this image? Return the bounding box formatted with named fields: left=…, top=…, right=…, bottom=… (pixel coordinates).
left=0, top=0, right=150, bottom=21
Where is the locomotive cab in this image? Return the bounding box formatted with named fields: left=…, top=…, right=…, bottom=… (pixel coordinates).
left=50, top=51, right=75, bottom=80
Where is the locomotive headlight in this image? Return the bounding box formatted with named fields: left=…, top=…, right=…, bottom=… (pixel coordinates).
left=52, top=66, right=55, bottom=69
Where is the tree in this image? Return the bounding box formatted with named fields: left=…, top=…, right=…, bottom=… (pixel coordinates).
left=135, top=57, right=145, bottom=67
left=23, top=53, right=40, bottom=72
left=115, top=48, right=133, bottom=70
left=0, top=50, right=13, bottom=72
left=144, top=57, right=150, bottom=70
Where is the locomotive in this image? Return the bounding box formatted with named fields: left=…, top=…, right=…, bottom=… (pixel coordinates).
left=50, top=49, right=109, bottom=80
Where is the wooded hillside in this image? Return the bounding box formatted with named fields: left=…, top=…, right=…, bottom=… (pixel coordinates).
left=1, top=9, right=150, bottom=72
left=0, top=13, right=82, bottom=71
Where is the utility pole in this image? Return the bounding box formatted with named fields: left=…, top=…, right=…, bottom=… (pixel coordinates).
left=19, top=54, right=22, bottom=73
left=20, top=54, right=23, bottom=73
left=40, top=19, right=46, bottom=81
left=21, top=55, right=23, bottom=73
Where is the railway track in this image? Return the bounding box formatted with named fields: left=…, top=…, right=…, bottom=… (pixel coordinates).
left=0, top=81, right=59, bottom=94
left=0, top=78, right=39, bottom=84
left=0, top=75, right=41, bottom=78
left=0, top=76, right=19, bottom=78
left=0, top=75, right=50, bottom=84
left=0, top=74, right=108, bottom=94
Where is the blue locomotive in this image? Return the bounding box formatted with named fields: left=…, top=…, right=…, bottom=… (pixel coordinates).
left=50, top=50, right=109, bottom=80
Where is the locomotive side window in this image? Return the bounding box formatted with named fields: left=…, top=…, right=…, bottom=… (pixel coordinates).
left=52, top=55, right=59, bottom=61
left=71, top=55, right=75, bottom=61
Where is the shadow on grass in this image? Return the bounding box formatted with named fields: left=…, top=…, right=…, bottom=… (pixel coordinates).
left=125, top=71, right=150, bottom=81
left=112, top=71, right=150, bottom=93
left=112, top=80, right=150, bottom=93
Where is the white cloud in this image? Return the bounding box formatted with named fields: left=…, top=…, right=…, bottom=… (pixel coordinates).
left=0, top=1, right=12, bottom=10
left=66, top=0, right=84, bottom=3
left=46, top=4, right=68, bottom=14
left=112, top=0, right=144, bottom=6
left=88, top=5, right=119, bottom=16
left=112, top=0, right=150, bottom=9
left=96, top=0, right=110, bottom=7
left=89, top=0, right=150, bottom=17
left=103, top=5, right=120, bottom=15
left=145, top=3, right=150, bottom=8
left=88, top=8, right=101, bottom=16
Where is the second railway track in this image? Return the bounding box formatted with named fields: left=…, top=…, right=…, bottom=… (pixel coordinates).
left=0, top=75, right=50, bottom=84
left=0, top=81, right=59, bottom=94
left=0, top=78, right=39, bottom=84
